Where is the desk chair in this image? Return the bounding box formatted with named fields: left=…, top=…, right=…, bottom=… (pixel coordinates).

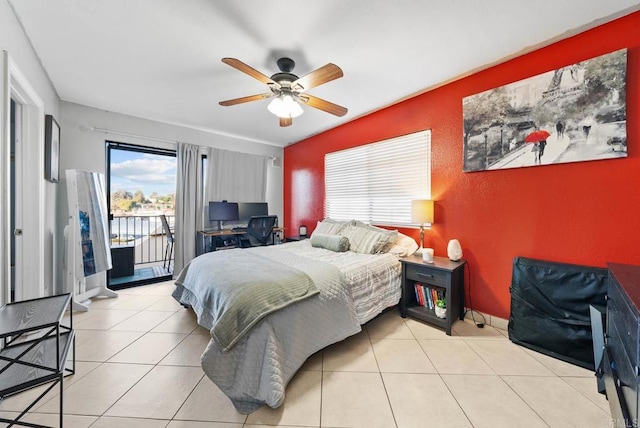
left=241, top=215, right=278, bottom=247
left=160, top=214, right=174, bottom=272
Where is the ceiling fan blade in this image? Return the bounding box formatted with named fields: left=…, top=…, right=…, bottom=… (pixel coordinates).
left=279, top=117, right=293, bottom=127
left=291, top=63, right=343, bottom=91
left=219, top=93, right=273, bottom=106
left=222, top=58, right=278, bottom=86
left=299, top=94, right=348, bottom=117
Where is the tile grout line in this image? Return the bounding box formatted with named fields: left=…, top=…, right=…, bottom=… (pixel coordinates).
left=497, top=374, right=553, bottom=428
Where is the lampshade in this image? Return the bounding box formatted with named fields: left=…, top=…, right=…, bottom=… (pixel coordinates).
left=411, top=199, right=434, bottom=224
left=268, top=94, right=304, bottom=119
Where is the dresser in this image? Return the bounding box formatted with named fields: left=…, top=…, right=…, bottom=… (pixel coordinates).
left=603, top=263, right=640, bottom=428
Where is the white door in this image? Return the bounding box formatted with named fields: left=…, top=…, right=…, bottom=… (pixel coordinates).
left=10, top=99, right=22, bottom=302
left=1, top=51, right=45, bottom=304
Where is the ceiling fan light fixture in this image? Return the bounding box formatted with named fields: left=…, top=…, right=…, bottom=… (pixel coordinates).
left=268, top=94, right=304, bottom=119
left=219, top=57, right=347, bottom=122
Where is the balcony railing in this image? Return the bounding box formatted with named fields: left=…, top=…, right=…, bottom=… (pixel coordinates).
left=110, top=214, right=174, bottom=268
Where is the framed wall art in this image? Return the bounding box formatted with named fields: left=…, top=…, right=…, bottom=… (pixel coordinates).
left=462, top=48, right=627, bottom=172
left=44, top=114, right=60, bottom=182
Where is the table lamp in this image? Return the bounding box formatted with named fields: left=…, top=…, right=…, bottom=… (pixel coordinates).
left=411, top=199, right=434, bottom=260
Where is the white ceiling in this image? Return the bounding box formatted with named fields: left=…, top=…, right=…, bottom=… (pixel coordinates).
left=9, top=0, right=640, bottom=147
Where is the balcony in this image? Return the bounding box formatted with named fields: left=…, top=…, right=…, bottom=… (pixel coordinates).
left=109, top=214, right=174, bottom=288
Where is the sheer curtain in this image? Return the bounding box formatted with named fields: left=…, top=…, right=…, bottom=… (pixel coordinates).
left=174, top=142, right=202, bottom=276
left=174, top=146, right=269, bottom=274
left=205, top=148, right=268, bottom=202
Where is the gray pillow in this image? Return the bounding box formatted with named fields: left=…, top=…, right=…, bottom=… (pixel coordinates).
left=312, top=218, right=350, bottom=236
left=340, top=224, right=392, bottom=254
left=310, top=233, right=350, bottom=252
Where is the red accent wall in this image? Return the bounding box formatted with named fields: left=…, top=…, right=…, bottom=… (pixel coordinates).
left=284, top=12, right=640, bottom=320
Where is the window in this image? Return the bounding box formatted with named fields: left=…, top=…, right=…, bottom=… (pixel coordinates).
left=106, top=142, right=176, bottom=218
left=325, top=130, right=431, bottom=226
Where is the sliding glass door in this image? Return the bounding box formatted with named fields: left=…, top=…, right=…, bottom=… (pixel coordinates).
left=106, top=142, right=176, bottom=288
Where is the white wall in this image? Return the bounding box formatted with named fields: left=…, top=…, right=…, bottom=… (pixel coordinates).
left=0, top=0, right=60, bottom=297
left=2, top=0, right=285, bottom=296
left=57, top=101, right=284, bottom=289
left=0, top=1, right=58, bottom=115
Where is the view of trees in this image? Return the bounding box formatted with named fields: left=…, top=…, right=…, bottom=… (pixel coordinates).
left=111, top=189, right=174, bottom=213
left=462, top=87, right=510, bottom=153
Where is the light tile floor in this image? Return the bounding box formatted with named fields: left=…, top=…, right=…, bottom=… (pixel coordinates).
left=0, top=280, right=612, bottom=427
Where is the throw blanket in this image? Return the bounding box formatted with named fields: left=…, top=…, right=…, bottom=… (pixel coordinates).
left=174, top=248, right=319, bottom=351
left=172, top=242, right=381, bottom=413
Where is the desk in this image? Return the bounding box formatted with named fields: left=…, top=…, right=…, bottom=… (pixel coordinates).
left=197, top=227, right=284, bottom=255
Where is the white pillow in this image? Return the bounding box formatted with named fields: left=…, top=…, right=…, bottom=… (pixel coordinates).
left=387, top=232, right=419, bottom=257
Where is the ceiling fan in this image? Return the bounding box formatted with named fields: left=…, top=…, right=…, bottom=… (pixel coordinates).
left=219, top=57, right=348, bottom=127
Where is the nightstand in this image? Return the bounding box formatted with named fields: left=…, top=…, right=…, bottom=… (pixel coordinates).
left=399, top=254, right=466, bottom=335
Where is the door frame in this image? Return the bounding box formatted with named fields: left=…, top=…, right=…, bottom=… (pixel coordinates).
left=106, top=141, right=176, bottom=288
left=1, top=51, right=45, bottom=305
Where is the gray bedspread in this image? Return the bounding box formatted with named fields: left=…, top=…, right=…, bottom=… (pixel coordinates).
left=172, top=244, right=362, bottom=413
left=174, top=249, right=319, bottom=351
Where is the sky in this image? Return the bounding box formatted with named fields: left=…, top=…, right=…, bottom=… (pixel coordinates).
left=110, top=149, right=176, bottom=198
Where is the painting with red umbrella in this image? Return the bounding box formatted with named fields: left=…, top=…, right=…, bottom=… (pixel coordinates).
left=462, top=48, right=627, bottom=172
left=525, top=130, right=551, bottom=164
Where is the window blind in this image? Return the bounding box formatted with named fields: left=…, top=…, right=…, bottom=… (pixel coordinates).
left=325, top=130, right=431, bottom=226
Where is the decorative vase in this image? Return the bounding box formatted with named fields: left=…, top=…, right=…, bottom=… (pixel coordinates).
left=447, top=239, right=462, bottom=261
left=435, top=306, right=447, bottom=319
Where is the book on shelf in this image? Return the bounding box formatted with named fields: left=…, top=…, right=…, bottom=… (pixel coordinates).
left=414, top=282, right=430, bottom=309
left=414, top=282, right=446, bottom=310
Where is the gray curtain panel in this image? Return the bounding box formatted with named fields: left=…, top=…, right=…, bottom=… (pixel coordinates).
left=174, top=142, right=201, bottom=276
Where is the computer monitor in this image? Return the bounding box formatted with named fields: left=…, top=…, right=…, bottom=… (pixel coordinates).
left=237, top=202, right=268, bottom=221
left=209, top=201, right=239, bottom=229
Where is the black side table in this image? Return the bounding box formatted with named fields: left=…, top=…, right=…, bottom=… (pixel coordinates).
left=0, top=293, right=75, bottom=427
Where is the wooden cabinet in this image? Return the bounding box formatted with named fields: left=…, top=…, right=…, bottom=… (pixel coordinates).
left=399, top=255, right=465, bottom=335
left=0, top=293, right=75, bottom=427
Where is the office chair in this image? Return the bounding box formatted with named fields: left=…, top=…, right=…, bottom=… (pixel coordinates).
left=241, top=215, right=278, bottom=247
left=160, top=214, right=174, bottom=272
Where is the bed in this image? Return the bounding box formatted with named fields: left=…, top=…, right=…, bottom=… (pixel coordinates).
left=172, top=221, right=415, bottom=413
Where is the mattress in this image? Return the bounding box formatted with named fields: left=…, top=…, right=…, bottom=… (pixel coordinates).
left=284, top=240, right=402, bottom=323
